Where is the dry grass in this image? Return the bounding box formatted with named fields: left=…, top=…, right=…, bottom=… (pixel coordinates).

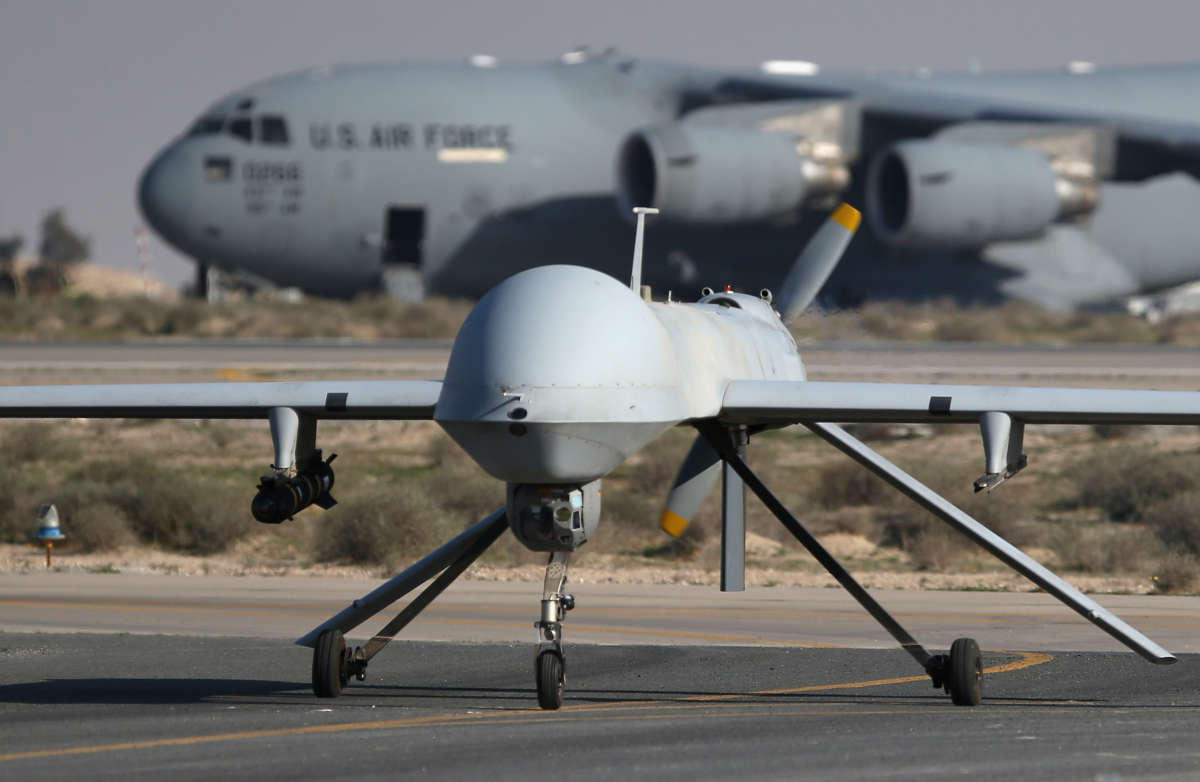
left=1049, top=521, right=1164, bottom=574
left=5, top=292, right=1200, bottom=344
left=790, top=299, right=1179, bottom=345
left=0, top=294, right=475, bottom=340
left=1143, top=490, right=1200, bottom=555
left=1069, top=449, right=1200, bottom=523
left=0, top=417, right=1197, bottom=591
left=1150, top=550, right=1200, bottom=594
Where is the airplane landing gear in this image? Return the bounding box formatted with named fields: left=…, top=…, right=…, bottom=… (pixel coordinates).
left=534, top=552, right=573, bottom=710
left=312, top=628, right=349, bottom=697
left=301, top=509, right=510, bottom=698
left=925, top=637, right=983, bottom=706
left=701, top=422, right=989, bottom=707
left=536, top=650, right=566, bottom=710
left=946, top=637, right=983, bottom=706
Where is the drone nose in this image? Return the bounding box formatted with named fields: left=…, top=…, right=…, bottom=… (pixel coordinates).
left=137, top=144, right=195, bottom=243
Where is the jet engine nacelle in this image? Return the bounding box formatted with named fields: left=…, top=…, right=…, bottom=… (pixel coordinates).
left=866, top=140, right=1098, bottom=249
left=506, top=481, right=601, bottom=552
left=616, top=124, right=846, bottom=224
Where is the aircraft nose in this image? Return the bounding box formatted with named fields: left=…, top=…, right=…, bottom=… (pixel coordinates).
left=137, top=144, right=195, bottom=243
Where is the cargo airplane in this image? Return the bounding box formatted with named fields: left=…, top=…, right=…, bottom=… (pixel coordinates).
left=139, top=51, right=1200, bottom=309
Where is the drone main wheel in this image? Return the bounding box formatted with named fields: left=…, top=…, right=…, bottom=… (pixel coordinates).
left=535, top=650, right=565, bottom=710
left=313, top=628, right=348, bottom=698
left=947, top=637, right=983, bottom=706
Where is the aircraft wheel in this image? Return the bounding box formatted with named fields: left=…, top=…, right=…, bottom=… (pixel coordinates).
left=313, top=628, right=348, bottom=698
left=535, top=650, right=565, bottom=710
left=947, top=637, right=982, bottom=706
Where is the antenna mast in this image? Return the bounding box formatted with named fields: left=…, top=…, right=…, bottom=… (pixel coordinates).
left=629, top=206, right=659, bottom=292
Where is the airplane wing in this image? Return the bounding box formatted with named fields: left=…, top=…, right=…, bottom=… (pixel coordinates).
left=711, top=68, right=1200, bottom=178
left=718, top=380, right=1200, bottom=426
left=0, top=380, right=442, bottom=420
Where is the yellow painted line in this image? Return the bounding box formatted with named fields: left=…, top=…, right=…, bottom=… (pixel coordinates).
left=0, top=706, right=935, bottom=763
left=0, top=713, right=495, bottom=762
left=215, top=368, right=279, bottom=382
left=0, top=598, right=322, bottom=620
left=430, top=617, right=837, bottom=647
left=0, top=598, right=833, bottom=646
left=684, top=650, right=1053, bottom=702
left=0, top=652, right=1053, bottom=763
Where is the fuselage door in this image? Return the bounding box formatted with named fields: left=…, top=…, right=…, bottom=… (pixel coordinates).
left=381, top=205, right=426, bottom=299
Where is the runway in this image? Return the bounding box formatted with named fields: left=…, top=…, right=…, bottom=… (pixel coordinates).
left=2, top=574, right=1200, bottom=779
left=1, top=635, right=1198, bottom=780
left=2, top=339, right=1199, bottom=388
left=3, top=339, right=1200, bottom=778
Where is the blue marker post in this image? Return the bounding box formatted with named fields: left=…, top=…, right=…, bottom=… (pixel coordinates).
left=34, top=504, right=65, bottom=568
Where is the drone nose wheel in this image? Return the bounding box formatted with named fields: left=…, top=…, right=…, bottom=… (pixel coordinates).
left=535, top=650, right=566, bottom=710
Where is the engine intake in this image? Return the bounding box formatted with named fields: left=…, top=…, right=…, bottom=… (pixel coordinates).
left=616, top=124, right=847, bottom=224
left=866, top=140, right=1100, bottom=249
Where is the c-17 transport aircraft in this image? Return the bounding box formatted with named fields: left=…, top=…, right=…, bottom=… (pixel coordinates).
left=139, top=50, right=1200, bottom=309
left=0, top=205, right=1193, bottom=709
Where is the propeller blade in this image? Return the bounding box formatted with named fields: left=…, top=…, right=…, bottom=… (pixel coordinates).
left=775, top=202, right=861, bottom=323
left=660, top=435, right=722, bottom=537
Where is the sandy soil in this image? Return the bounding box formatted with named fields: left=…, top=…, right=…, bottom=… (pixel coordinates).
left=0, top=534, right=1156, bottom=596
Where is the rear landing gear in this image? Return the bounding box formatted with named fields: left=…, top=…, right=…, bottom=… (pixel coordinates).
left=312, top=628, right=349, bottom=697
left=701, top=422, right=988, bottom=707
left=926, top=637, right=982, bottom=706
left=946, top=637, right=983, bottom=706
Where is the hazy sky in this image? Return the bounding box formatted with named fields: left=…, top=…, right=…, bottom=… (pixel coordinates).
left=4, top=0, right=1200, bottom=287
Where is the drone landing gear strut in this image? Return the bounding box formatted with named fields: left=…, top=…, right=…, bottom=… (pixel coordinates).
left=700, top=423, right=983, bottom=705
left=534, top=551, right=574, bottom=710
left=701, top=418, right=1174, bottom=706
left=301, top=508, right=509, bottom=697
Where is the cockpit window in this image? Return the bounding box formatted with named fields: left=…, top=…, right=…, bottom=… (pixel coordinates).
left=228, top=117, right=253, bottom=143
left=258, top=115, right=290, bottom=146
left=188, top=116, right=225, bottom=136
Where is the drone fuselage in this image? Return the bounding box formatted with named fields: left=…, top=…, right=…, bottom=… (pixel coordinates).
left=435, top=264, right=805, bottom=484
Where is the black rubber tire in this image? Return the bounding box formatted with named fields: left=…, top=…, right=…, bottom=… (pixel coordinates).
left=535, top=651, right=565, bottom=710
left=313, top=628, right=347, bottom=698
left=947, top=637, right=983, bottom=706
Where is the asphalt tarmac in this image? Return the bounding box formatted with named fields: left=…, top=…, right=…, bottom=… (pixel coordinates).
left=2, top=575, right=1200, bottom=780
left=2, top=339, right=1199, bottom=388
left=1, top=635, right=1198, bottom=781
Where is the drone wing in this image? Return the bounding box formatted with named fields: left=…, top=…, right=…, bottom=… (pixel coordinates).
left=718, top=380, right=1200, bottom=426
left=0, top=380, right=442, bottom=420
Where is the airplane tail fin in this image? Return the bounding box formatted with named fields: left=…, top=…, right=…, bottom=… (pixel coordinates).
left=775, top=203, right=861, bottom=323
